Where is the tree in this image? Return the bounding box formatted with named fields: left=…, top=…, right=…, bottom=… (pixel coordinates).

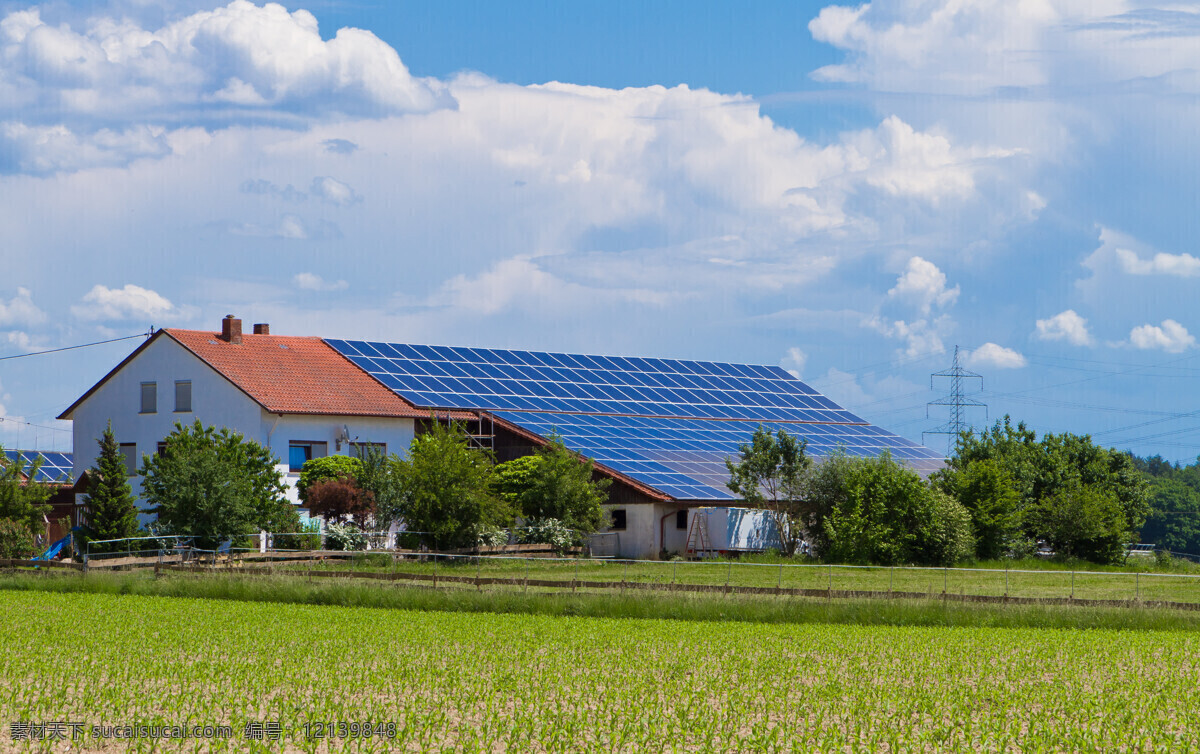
left=392, top=421, right=512, bottom=549
left=942, top=416, right=1149, bottom=565
left=140, top=420, right=299, bottom=549
left=305, top=478, right=375, bottom=527
left=942, top=459, right=1023, bottom=560
left=1139, top=477, right=1200, bottom=554
left=810, top=450, right=974, bottom=566
left=357, top=444, right=402, bottom=525
left=82, top=422, right=140, bottom=553
left=496, top=435, right=611, bottom=540
left=296, top=455, right=363, bottom=504
left=0, top=448, right=51, bottom=557
left=725, top=425, right=811, bottom=556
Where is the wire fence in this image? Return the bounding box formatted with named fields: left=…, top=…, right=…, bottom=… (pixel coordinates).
left=8, top=535, right=1198, bottom=610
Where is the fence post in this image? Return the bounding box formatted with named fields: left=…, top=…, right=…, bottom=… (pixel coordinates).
left=943, top=567, right=947, bottom=597
left=889, top=566, right=893, bottom=598
left=1005, top=567, right=1009, bottom=599
left=1136, top=572, right=1139, bottom=602
left=1071, top=571, right=1075, bottom=600
left=777, top=562, right=783, bottom=591
left=574, top=558, right=580, bottom=592
left=726, top=560, right=731, bottom=593
left=828, top=564, right=833, bottom=599
left=622, top=560, right=628, bottom=590
left=433, top=553, right=438, bottom=590
left=476, top=556, right=482, bottom=591
left=524, top=558, right=529, bottom=594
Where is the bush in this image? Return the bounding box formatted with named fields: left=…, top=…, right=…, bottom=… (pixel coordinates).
left=810, top=450, right=972, bottom=566
left=0, top=518, right=36, bottom=559
left=324, top=521, right=368, bottom=551
left=517, top=518, right=578, bottom=552
left=475, top=525, right=510, bottom=548
left=305, top=478, right=374, bottom=527
left=494, top=435, right=610, bottom=538
left=1024, top=484, right=1128, bottom=565
left=297, top=456, right=364, bottom=504
left=274, top=521, right=322, bottom=551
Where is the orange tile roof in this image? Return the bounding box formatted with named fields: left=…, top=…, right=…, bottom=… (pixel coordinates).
left=166, top=329, right=476, bottom=420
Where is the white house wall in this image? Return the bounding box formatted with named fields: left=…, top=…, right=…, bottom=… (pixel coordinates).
left=261, top=412, right=415, bottom=505
left=70, top=336, right=261, bottom=519
left=70, top=335, right=416, bottom=520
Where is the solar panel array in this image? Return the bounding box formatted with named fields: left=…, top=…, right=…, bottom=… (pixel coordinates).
left=326, top=340, right=946, bottom=500
left=2, top=451, right=73, bottom=484
left=326, top=340, right=863, bottom=423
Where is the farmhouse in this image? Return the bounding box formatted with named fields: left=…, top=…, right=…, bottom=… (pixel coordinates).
left=59, top=316, right=945, bottom=558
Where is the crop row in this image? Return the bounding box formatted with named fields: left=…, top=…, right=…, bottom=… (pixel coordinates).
left=2, top=591, right=1198, bottom=751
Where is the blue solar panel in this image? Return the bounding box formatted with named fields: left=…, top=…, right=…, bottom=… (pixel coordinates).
left=3, top=450, right=73, bottom=484
left=330, top=339, right=865, bottom=425
left=325, top=339, right=944, bottom=499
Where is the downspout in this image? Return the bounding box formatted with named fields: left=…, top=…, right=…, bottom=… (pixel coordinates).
left=266, top=413, right=282, bottom=456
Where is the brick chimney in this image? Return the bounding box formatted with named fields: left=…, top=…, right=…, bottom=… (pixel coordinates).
left=252, top=323, right=270, bottom=335
left=220, top=315, right=242, bottom=344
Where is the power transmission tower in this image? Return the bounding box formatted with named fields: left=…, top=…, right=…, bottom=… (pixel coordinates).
left=924, top=345, right=987, bottom=454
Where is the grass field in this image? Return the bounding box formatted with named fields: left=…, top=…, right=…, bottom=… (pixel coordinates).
left=258, top=553, right=1200, bottom=605
left=2, top=590, right=1199, bottom=752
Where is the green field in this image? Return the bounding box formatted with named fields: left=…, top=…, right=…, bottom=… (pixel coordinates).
left=262, top=553, right=1200, bottom=605
left=2, top=590, right=1199, bottom=752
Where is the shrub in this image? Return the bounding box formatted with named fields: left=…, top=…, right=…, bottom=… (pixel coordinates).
left=494, top=435, right=610, bottom=538
left=305, top=478, right=375, bottom=527
left=324, top=522, right=368, bottom=551
left=517, top=518, right=578, bottom=552
left=296, top=456, right=363, bottom=504
left=0, top=518, right=36, bottom=559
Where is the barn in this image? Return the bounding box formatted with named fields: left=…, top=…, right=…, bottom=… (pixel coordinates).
left=60, top=316, right=945, bottom=558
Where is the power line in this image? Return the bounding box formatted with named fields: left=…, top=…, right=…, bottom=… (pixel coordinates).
left=0, top=331, right=150, bottom=362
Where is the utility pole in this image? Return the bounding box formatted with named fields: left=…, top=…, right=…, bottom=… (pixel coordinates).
left=924, top=345, right=987, bottom=455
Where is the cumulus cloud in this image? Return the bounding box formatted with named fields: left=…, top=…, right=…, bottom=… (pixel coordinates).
left=1114, top=247, right=1200, bottom=278
left=780, top=347, right=807, bottom=379
left=0, top=288, right=46, bottom=327
left=1034, top=309, right=1092, bottom=346
left=1130, top=319, right=1195, bottom=353
left=310, top=176, right=360, bottom=206
left=888, top=256, right=959, bottom=315
left=70, top=284, right=174, bottom=321
left=293, top=272, right=348, bottom=291
left=228, top=214, right=340, bottom=240
left=0, top=2, right=448, bottom=125
left=965, top=342, right=1027, bottom=369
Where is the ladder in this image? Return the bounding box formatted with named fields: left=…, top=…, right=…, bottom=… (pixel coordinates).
left=685, top=509, right=712, bottom=559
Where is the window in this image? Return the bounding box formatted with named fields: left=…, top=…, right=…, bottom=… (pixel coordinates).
left=156, top=442, right=167, bottom=456
left=676, top=510, right=688, bottom=530
left=140, top=382, right=157, bottom=414
left=288, top=441, right=327, bottom=472
left=350, top=442, right=386, bottom=460
left=174, top=381, right=192, bottom=412
left=610, top=509, right=627, bottom=531
left=119, top=443, right=138, bottom=476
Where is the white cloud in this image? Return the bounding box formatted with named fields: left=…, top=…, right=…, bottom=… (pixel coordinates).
left=432, top=256, right=678, bottom=316
left=868, top=314, right=952, bottom=359
left=310, top=176, right=360, bottom=206
left=1035, top=309, right=1092, bottom=346
left=1130, top=319, right=1195, bottom=353
left=0, top=287, right=46, bottom=327
left=965, top=342, right=1027, bottom=369
left=0, top=2, right=447, bottom=127
left=1114, top=247, right=1200, bottom=278
left=780, top=347, right=807, bottom=379
left=71, top=284, right=175, bottom=321
left=293, top=272, right=348, bottom=291
left=888, top=256, right=959, bottom=315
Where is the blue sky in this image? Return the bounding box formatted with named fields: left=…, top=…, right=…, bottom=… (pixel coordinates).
left=4, top=0, right=1200, bottom=463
